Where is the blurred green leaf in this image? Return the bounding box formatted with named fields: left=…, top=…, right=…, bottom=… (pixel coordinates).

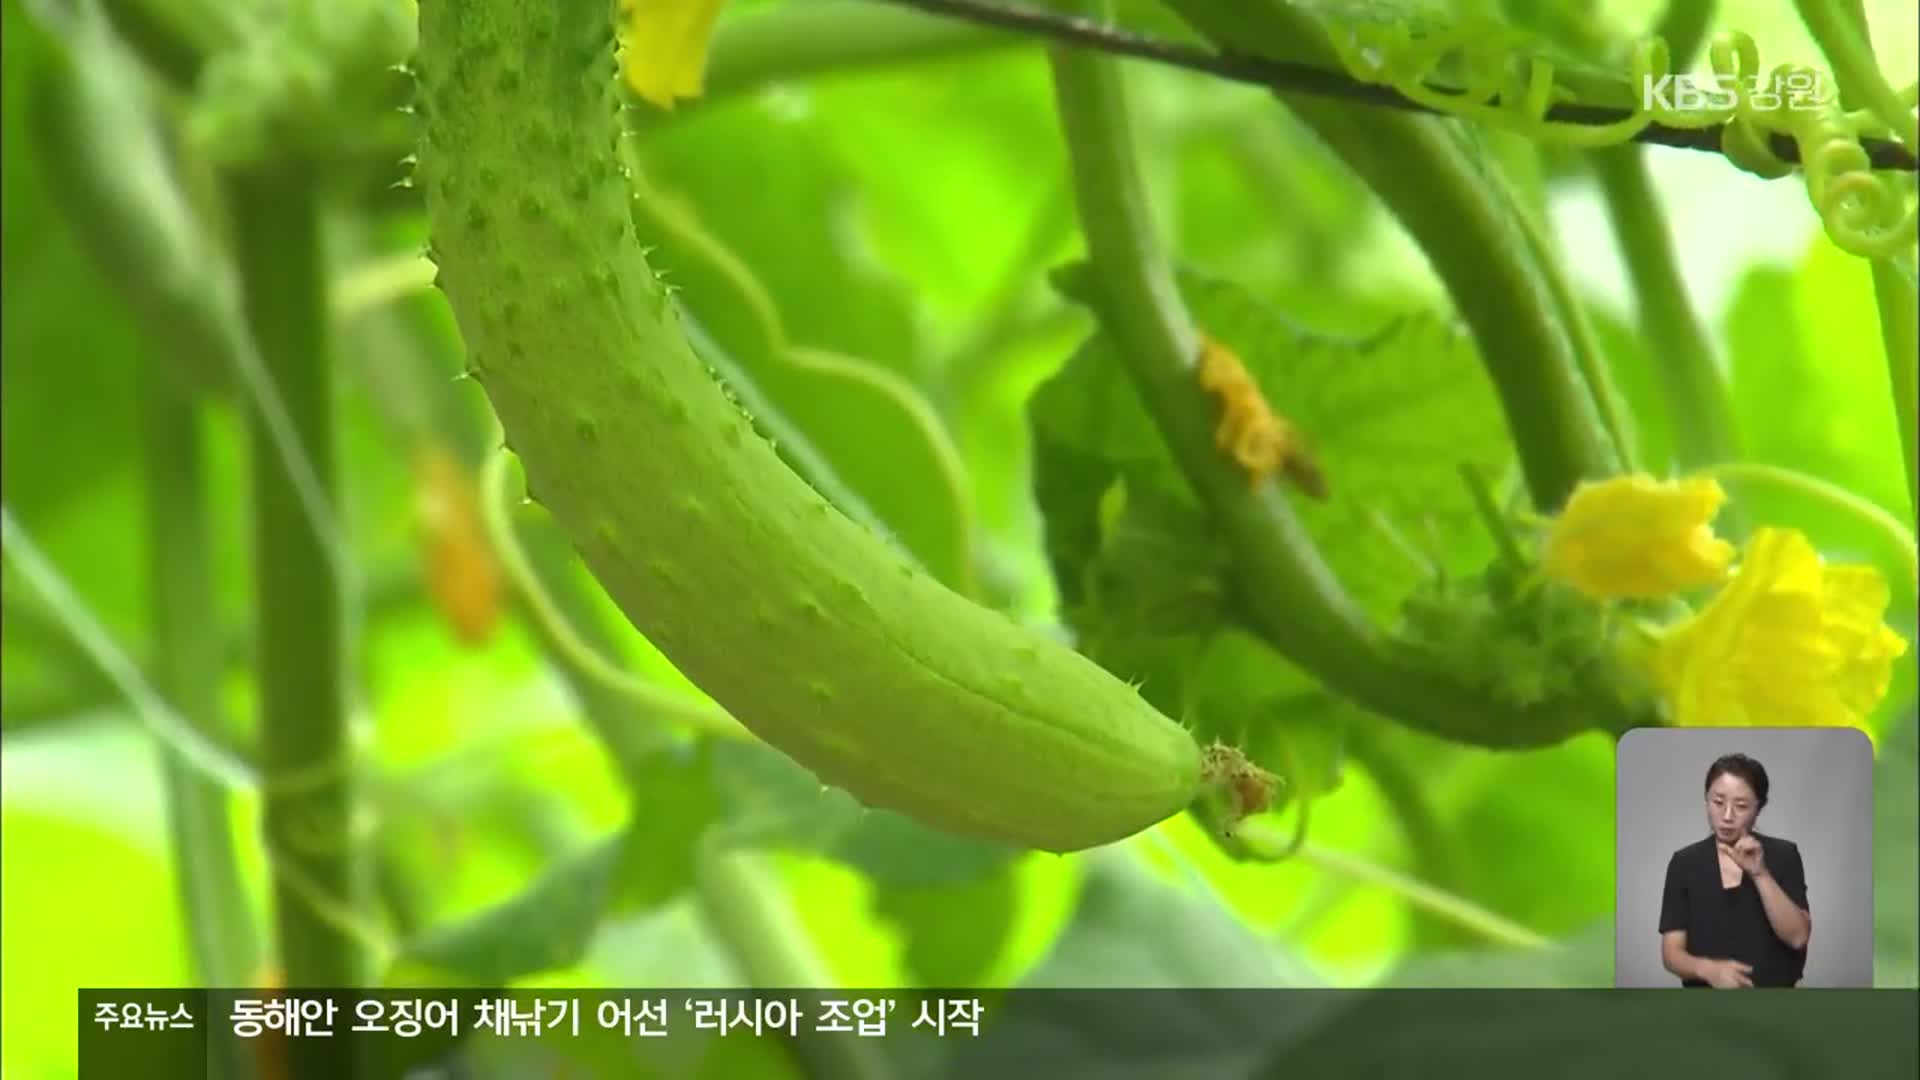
left=1726, top=247, right=1912, bottom=574
left=831, top=810, right=1020, bottom=890
left=640, top=98, right=925, bottom=376
left=1873, top=709, right=1917, bottom=986
left=185, top=0, right=413, bottom=168
left=1426, top=735, right=1617, bottom=943
left=2, top=0, right=146, bottom=523
left=704, top=738, right=867, bottom=852
left=399, top=832, right=627, bottom=985
left=397, top=744, right=718, bottom=983
left=871, top=869, right=1022, bottom=987
left=1018, top=852, right=1312, bottom=988
left=946, top=852, right=1332, bottom=1078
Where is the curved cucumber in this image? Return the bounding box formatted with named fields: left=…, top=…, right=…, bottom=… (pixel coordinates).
left=414, top=0, right=1205, bottom=851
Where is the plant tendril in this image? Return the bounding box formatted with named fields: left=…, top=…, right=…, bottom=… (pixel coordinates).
left=1318, top=21, right=1918, bottom=258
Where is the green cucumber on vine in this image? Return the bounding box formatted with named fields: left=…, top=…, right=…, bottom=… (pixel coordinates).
left=413, top=0, right=1253, bottom=852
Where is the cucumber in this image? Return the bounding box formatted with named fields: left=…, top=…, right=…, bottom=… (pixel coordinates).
left=413, top=0, right=1210, bottom=851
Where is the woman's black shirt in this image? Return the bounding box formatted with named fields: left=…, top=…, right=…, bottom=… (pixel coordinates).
left=1658, top=833, right=1810, bottom=987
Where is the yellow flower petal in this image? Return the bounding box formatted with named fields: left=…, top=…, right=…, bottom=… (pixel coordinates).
left=1542, top=473, right=1735, bottom=599
left=618, top=0, right=728, bottom=109
left=1650, top=527, right=1909, bottom=740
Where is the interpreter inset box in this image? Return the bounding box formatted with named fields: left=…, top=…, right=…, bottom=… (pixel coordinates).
left=1614, top=727, right=1872, bottom=988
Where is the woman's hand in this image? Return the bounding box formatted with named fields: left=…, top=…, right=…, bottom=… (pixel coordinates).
left=1723, top=834, right=1769, bottom=879
left=1698, top=958, right=1754, bottom=988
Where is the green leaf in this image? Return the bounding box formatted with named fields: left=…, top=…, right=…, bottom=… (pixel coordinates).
left=704, top=737, right=866, bottom=852
left=1431, top=736, right=1617, bottom=941
left=1873, top=709, right=1918, bottom=986
left=1726, top=248, right=1910, bottom=533
left=1036, top=264, right=1512, bottom=621
left=945, top=852, right=1330, bottom=1078
left=639, top=99, right=925, bottom=377
left=613, top=745, right=727, bottom=912
left=397, top=833, right=625, bottom=985
left=1028, top=264, right=1517, bottom=806
left=2, top=0, right=148, bottom=523
left=830, top=809, right=1020, bottom=890
left=395, top=745, right=721, bottom=983
left=870, top=868, right=1021, bottom=986
left=1018, top=852, right=1313, bottom=988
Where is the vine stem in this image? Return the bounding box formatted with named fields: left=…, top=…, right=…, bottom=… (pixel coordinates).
left=1870, top=256, right=1919, bottom=515
left=1196, top=816, right=1547, bottom=951
left=0, top=506, right=397, bottom=968
left=861, top=0, right=1919, bottom=170
left=142, top=371, right=260, bottom=1078
left=1792, top=0, right=1919, bottom=155
left=0, top=507, right=258, bottom=792
left=694, top=846, right=893, bottom=1080
left=1590, top=147, right=1744, bottom=478
left=1282, top=836, right=1554, bottom=952
left=1047, top=0, right=1649, bottom=748
left=1581, top=0, right=1735, bottom=491
left=226, top=164, right=372, bottom=1026
left=1694, top=462, right=1918, bottom=590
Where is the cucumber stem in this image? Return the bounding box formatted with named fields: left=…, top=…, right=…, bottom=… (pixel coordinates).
left=142, top=369, right=259, bottom=1080
left=227, top=163, right=373, bottom=1021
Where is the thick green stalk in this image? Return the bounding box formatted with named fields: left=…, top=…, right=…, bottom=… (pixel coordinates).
left=1047, top=3, right=1649, bottom=746
left=1590, top=148, right=1742, bottom=475
left=1652, top=0, right=1718, bottom=70
left=1162, top=0, right=1620, bottom=512
left=143, top=371, right=256, bottom=1079
left=228, top=165, right=370, bottom=1015
left=1793, top=0, right=1918, bottom=153
left=1509, top=189, right=1639, bottom=474
left=1871, top=257, right=1919, bottom=514
left=694, top=847, right=891, bottom=1080
left=142, top=372, right=260, bottom=976
left=1582, top=0, right=1738, bottom=492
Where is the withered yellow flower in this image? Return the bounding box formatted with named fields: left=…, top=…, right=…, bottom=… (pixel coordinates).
left=1542, top=473, right=1736, bottom=599
left=618, top=0, right=727, bottom=109
left=1650, top=527, right=1909, bottom=734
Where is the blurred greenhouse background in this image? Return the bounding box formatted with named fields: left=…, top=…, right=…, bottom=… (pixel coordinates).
left=3, top=0, right=1917, bottom=1076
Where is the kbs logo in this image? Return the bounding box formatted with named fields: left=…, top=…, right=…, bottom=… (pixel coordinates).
left=1642, top=71, right=1836, bottom=114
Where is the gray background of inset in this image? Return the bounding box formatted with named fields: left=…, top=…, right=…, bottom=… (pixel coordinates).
left=1614, top=727, right=1873, bottom=987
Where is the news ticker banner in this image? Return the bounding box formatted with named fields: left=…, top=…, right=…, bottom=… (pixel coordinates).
left=81, top=987, right=1920, bottom=1079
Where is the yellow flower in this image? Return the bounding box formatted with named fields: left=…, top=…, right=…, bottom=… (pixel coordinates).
left=1542, top=473, right=1736, bottom=599
left=1650, top=527, right=1909, bottom=734
left=618, top=0, right=727, bottom=110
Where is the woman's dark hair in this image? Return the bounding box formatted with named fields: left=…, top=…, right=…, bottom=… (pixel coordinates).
left=1704, top=753, right=1770, bottom=808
